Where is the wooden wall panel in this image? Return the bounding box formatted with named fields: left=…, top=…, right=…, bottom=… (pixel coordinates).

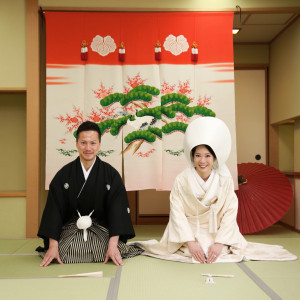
left=26, top=0, right=40, bottom=238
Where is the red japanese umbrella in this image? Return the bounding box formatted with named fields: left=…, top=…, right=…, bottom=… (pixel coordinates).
left=235, top=163, right=293, bottom=234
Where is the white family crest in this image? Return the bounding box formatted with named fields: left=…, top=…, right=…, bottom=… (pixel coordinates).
left=91, top=35, right=116, bottom=56
left=163, top=34, right=189, bottom=56
left=64, top=183, right=69, bottom=189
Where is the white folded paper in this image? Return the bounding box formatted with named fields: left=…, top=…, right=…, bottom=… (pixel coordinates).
left=58, top=271, right=103, bottom=278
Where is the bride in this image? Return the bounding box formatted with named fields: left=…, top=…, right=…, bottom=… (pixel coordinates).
left=131, top=117, right=297, bottom=263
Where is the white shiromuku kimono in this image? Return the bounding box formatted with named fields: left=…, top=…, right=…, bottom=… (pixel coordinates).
left=131, top=166, right=297, bottom=263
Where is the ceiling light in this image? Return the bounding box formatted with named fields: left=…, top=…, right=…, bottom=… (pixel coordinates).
left=232, top=28, right=240, bottom=34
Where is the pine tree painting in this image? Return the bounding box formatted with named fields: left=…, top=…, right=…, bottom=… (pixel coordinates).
left=56, top=74, right=216, bottom=157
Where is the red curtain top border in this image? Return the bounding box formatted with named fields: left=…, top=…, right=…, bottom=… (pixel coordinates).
left=45, top=11, right=234, bottom=65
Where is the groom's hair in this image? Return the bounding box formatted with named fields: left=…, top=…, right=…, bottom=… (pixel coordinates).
left=76, top=121, right=101, bottom=142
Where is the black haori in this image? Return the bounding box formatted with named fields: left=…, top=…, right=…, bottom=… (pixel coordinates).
left=38, top=220, right=143, bottom=264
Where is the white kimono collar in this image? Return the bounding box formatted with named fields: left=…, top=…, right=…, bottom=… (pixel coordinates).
left=80, top=158, right=96, bottom=181
left=189, top=167, right=219, bottom=207
left=188, top=166, right=220, bottom=234
left=192, top=168, right=215, bottom=192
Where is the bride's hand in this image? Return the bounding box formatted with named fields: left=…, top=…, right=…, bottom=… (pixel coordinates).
left=187, top=241, right=206, bottom=263
left=207, top=242, right=223, bottom=263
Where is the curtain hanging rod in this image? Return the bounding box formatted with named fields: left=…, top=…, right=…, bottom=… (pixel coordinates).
left=40, top=6, right=235, bottom=13
left=40, top=6, right=299, bottom=13
left=39, top=5, right=300, bottom=14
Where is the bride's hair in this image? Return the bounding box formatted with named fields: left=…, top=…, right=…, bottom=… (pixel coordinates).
left=191, top=144, right=216, bottom=159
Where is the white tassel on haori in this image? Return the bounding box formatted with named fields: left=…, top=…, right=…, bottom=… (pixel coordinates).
left=76, top=210, right=94, bottom=242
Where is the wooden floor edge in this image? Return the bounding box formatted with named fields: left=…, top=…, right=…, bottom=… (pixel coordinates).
left=277, top=221, right=300, bottom=234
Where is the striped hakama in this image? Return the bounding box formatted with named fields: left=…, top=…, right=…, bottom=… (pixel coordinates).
left=38, top=219, right=143, bottom=264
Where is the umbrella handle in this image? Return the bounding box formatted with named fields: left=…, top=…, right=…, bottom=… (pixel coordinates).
left=238, top=175, right=247, bottom=185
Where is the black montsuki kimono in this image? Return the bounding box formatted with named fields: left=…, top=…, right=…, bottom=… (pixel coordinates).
left=38, top=156, right=135, bottom=250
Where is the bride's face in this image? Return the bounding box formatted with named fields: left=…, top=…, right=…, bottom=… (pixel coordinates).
left=193, top=145, right=215, bottom=180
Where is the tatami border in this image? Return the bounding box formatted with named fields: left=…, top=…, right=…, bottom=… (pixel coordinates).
left=237, top=262, right=283, bottom=300
left=107, top=266, right=122, bottom=300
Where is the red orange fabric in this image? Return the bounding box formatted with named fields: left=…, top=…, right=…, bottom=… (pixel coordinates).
left=46, top=12, right=233, bottom=65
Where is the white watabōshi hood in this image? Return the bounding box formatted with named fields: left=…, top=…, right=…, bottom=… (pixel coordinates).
left=183, top=117, right=232, bottom=169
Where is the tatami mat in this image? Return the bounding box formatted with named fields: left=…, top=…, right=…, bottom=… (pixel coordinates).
left=243, top=237, right=300, bottom=300
left=119, top=256, right=269, bottom=300
left=244, top=224, right=300, bottom=238
left=0, top=277, right=110, bottom=300
left=0, top=224, right=299, bottom=300
left=0, top=239, right=41, bottom=254
left=15, top=239, right=43, bottom=254
left=0, top=255, right=116, bottom=278
left=0, top=240, right=34, bottom=254
left=245, top=237, right=300, bottom=256
left=244, top=259, right=300, bottom=300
